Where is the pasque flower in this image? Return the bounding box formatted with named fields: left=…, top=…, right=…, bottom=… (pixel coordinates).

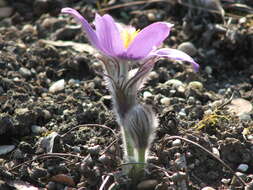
left=61, top=7, right=199, bottom=183
left=61, top=8, right=199, bottom=70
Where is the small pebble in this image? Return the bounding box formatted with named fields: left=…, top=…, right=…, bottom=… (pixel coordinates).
left=149, top=71, right=158, bottom=79
left=201, top=187, right=215, bottom=190
left=205, top=66, right=213, bottom=75
left=221, top=178, right=230, bottom=184
left=237, top=164, right=248, bottom=172
left=172, top=139, right=181, bottom=147
left=143, top=91, right=153, bottom=100
left=218, top=88, right=226, bottom=95
left=137, top=179, right=158, bottom=190
left=212, top=147, right=220, bottom=157
left=178, top=109, right=187, bottom=118
left=169, top=89, right=176, bottom=95
left=19, top=67, right=32, bottom=78
left=165, top=79, right=183, bottom=88
left=147, top=12, right=156, bottom=21
left=187, top=96, right=195, bottom=105
left=72, top=146, right=81, bottom=153
left=160, top=97, right=171, bottom=106
left=31, top=125, right=45, bottom=134
left=188, top=81, right=203, bottom=90
left=49, top=79, right=65, bottom=93
left=178, top=42, right=197, bottom=57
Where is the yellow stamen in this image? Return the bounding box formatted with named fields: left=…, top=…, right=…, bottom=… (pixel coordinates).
left=121, top=28, right=140, bottom=48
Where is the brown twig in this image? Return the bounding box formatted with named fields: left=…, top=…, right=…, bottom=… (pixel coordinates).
left=163, top=136, right=247, bottom=186
left=9, top=153, right=86, bottom=172
left=99, top=0, right=170, bottom=13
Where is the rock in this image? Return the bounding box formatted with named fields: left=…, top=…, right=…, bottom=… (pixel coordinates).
left=178, top=42, right=197, bottom=57
left=31, top=125, right=45, bottom=134
left=165, top=79, right=184, bottom=88
left=187, top=96, right=195, bottom=105
left=178, top=109, right=187, bottom=118
left=221, top=178, right=230, bottom=184
left=147, top=12, right=156, bottom=21
left=172, top=139, right=181, bottom=147
left=148, top=71, right=158, bottom=80
left=188, top=81, right=204, bottom=91
left=21, top=24, right=37, bottom=36
left=143, top=91, right=153, bottom=100
left=205, top=66, right=213, bottom=75
left=137, top=179, right=158, bottom=190
left=212, top=147, right=220, bottom=157
left=218, top=88, right=226, bottom=95
left=201, top=187, right=216, bottom=190
left=39, top=132, right=60, bottom=153
left=160, top=97, right=171, bottom=106
left=0, top=145, right=15, bottom=155
left=49, top=79, right=65, bottom=93
left=237, top=164, right=248, bottom=172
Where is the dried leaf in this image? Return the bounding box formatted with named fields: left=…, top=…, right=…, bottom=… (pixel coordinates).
left=227, top=98, right=253, bottom=116
left=51, top=174, right=75, bottom=186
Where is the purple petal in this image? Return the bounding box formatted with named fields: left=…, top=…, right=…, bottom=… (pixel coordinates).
left=61, top=8, right=101, bottom=50
left=94, top=14, right=124, bottom=57
left=151, top=48, right=199, bottom=71
left=126, top=22, right=173, bottom=59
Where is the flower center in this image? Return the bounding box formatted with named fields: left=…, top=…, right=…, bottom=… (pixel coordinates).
left=121, top=28, right=139, bottom=48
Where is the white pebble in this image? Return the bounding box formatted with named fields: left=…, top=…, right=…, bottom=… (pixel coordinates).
left=237, top=164, right=248, bottom=172
left=178, top=109, right=187, bottom=117
left=212, top=147, right=220, bottom=157
left=143, top=91, right=153, bottom=100
left=49, top=79, right=65, bottom=93
left=201, top=187, right=215, bottom=190
left=221, top=178, right=230, bottom=184
left=160, top=97, right=171, bottom=105
left=172, top=139, right=182, bottom=147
